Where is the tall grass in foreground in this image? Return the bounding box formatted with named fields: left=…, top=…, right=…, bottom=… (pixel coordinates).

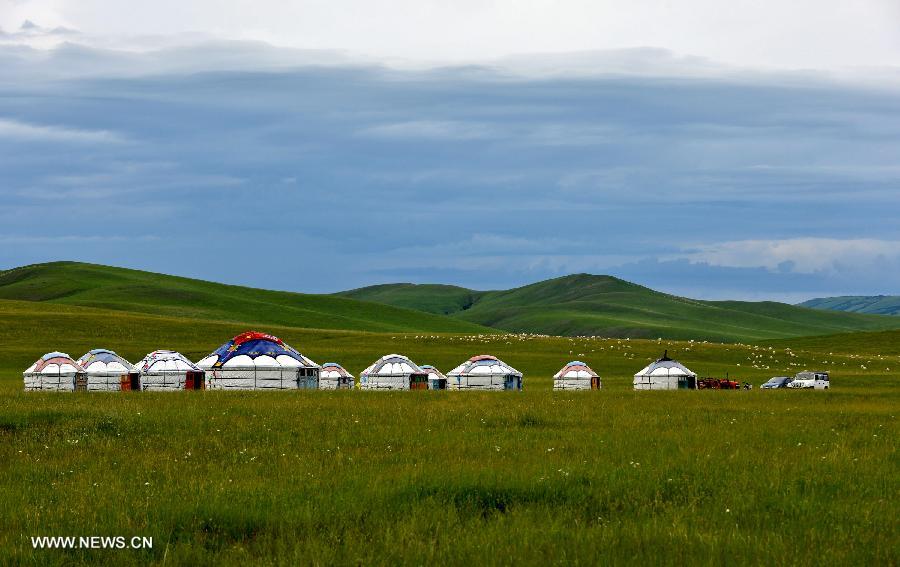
left=0, top=387, right=896, bottom=565
left=0, top=320, right=898, bottom=565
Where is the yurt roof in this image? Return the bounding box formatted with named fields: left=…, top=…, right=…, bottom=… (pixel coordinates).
left=77, top=348, right=135, bottom=374
left=634, top=351, right=696, bottom=378
left=138, top=350, right=200, bottom=373
left=24, top=352, right=85, bottom=374
left=196, top=331, right=318, bottom=370
left=320, top=362, right=354, bottom=379
left=448, top=354, right=521, bottom=377
left=361, top=354, right=424, bottom=377
left=554, top=360, right=599, bottom=379
left=420, top=365, right=448, bottom=380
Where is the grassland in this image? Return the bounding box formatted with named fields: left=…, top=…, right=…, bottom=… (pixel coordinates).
left=0, top=262, right=491, bottom=334
left=0, top=298, right=898, bottom=565
left=339, top=274, right=900, bottom=342
left=2, top=262, right=896, bottom=343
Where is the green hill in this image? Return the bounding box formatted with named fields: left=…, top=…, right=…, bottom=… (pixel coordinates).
left=336, top=274, right=900, bottom=342
left=339, top=283, right=485, bottom=315
left=4, top=262, right=899, bottom=343
left=799, top=295, right=900, bottom=316
left=0, top=262, right=491, bottom=334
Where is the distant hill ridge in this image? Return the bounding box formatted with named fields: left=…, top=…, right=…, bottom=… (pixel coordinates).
left=799, top=295, right=900, bottom=316
left=338, top=273, right=900, bottom=342
left=2, top=262, right=899, bottom=342
left=0, top=262, right=491, bottom=334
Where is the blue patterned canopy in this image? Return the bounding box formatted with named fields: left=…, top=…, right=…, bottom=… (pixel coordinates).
left=206, top=331, right=315, bottom=368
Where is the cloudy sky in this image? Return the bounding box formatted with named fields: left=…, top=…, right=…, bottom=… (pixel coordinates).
left=2, top=1, right=899, bottom=301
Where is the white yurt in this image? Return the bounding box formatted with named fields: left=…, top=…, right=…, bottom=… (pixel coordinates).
left=359, top=354, right=428, bottom=390
left=77, top=348, right=141, bottom=391
left=633, top=351, right=697, bottom=390
left=197, top=331, right=320, bottom=390
left=420, top=364, right=448, bottom=390
left=137, top=350, right=205, bottom=391
left=23, top=352, right=87, bottom=391
left=447, top=355, right=523, bottom=390
left=553, top=361, right=601, bottom=390
left=319, top=363, right=355, bottom=390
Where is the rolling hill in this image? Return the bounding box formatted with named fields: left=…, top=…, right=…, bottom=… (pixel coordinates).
left=4, top=262, right=900, bottom=343
left=800, top=295, right=900, bottom=316
left=0, top=262, right=491, bottom=334
left=337, top=274, right=900, bottom=342
left=338, top=283, right=485, bottom=315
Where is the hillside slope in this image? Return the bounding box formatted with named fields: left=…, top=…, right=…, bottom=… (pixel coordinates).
left=763, top=328, right=900, bottom=356
left=338, top=274, right=900, bottom=342
left=0, top=262, right=492, bottom=334
left=800, top=295, right=900, bottom=316
left=338, top=283, right=484, bottom=315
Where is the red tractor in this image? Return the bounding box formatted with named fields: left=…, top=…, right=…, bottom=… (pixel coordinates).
left=697, top=377, right=742, bottom=389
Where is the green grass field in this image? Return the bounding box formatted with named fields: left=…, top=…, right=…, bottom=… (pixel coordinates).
left=1, top=297, right=898, bottom=565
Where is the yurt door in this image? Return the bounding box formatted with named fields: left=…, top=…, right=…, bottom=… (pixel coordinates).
left=185, top=371, right=205, bottom=390
left=120, top=372, right=142, bottom=391
left=591, top=377, right=600, bottom=390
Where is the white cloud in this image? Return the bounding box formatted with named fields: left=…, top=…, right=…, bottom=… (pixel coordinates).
left=3, top=1, right=899, bottom=71
left=0, top=118, right=124, bottom=143
left=677, top=238, right=900, bottom=274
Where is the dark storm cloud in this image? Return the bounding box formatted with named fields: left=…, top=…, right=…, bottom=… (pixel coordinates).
left=1, top=42, right=899, bottom=299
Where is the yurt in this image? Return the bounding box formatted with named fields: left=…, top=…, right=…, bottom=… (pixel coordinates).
left=319, top=363, right=355, bottom=390
left=420, top=365, right=448, bottom=390
left=197, top=331, right=320, bottom=390
left=553, top=361, right=601, bottom=390
left=359, top=354, right=428, bottom=390
left=447, top=355, right=523, bottom=390
left=77, top=349, right=141, bottom=391
left=633, top=351, right=697, bottom=390
left=23, top=352, right=87, bottom=391
left=137, top=350, right=205, bottom=391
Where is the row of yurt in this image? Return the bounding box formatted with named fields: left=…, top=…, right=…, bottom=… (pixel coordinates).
left=23, top=341, right=695, bottom=393
left=357, top=354, right=523, bottom=391
left=24, top=350, right=142, bottom=392
left=23, top=332, right=328, bottom=392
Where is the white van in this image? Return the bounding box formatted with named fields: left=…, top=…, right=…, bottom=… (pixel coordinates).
left=788, top=371, right=829, bottom=389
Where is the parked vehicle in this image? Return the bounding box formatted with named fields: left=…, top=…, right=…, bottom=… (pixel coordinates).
left=761, top=376, right=793, bottom=389
left=788, top=371, right=830, bottom=389
left=697, top=377, right=741, bottom=389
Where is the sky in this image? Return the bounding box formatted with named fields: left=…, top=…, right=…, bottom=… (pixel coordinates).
left=1, top=0, right=899, bottom=301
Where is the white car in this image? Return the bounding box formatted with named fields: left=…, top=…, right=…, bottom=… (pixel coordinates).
left=788, top=371, right=829, bottom=389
